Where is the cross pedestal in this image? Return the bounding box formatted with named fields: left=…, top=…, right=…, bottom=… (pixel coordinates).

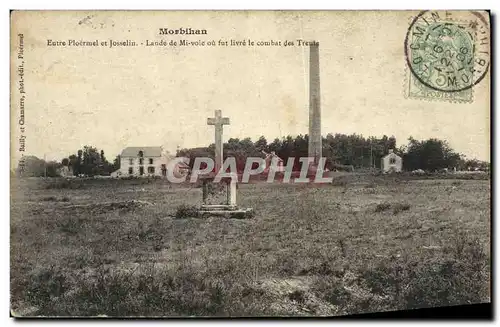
left=198, top=173, right=253, bottom=219
left=200, top=173, right=237, bottom=208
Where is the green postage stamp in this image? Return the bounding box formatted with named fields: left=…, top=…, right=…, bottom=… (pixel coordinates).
left=404, top=11, right=490, bottom=103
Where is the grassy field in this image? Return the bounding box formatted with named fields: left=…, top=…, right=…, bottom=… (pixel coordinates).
left=10, top=175, right=491, bottom=317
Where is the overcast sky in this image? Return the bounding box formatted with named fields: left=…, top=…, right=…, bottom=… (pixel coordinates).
left=10, top=11, right=490, bottom=166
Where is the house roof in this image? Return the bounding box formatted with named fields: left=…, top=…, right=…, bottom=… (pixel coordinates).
left=121, top=146, right=162, bottom=157
left=262, top=151, right=284, bottom=162
left=383, top=152, right=401, bottom=159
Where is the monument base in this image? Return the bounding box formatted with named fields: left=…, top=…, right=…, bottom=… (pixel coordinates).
left=197, top=173, right=254, bottom=219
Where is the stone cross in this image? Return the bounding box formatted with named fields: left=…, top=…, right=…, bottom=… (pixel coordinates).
left=207, top=110, right=230, bottom=174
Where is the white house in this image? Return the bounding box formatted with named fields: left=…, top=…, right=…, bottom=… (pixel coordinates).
left=117, top=146, right=169, bottom=177
left=110, top=146, right=192, bottom=178
left=381, top=149, right=403, bottom=173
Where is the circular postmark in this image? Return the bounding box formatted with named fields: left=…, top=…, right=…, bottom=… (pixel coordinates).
left=405, top=11, right=490, bottom=93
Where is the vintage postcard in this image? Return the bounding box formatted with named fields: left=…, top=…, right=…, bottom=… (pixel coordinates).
left=10, top=10, right=490, bottom=318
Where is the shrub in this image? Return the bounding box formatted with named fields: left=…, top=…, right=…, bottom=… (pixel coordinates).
left=392, top=203, right=410, bottom=215
left=175, top=205, right=199, bottom=219
left=24, top=266, right=68, bottom=311
left=56, top=216, right=86, bottom=235
left=374, top=202, right=410, bottom=214
left=136, top=219, right=164, bottom=252
left=374, top=203, right=391, bottom=213
left=312, top=277, right=351, bottom=310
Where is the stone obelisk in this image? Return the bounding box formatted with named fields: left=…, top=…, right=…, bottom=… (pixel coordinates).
left=308, top=44, right=322, bottom=165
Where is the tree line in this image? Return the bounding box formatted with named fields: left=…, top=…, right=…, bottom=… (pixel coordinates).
left=14, top=134, right=490, bottom=177
left=177, top=134, right=490, bottom=172
left=15, top=146, right=120, bottom=177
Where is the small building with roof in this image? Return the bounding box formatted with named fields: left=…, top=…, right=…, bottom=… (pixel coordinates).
left=381, top=149, right=403, bottom=173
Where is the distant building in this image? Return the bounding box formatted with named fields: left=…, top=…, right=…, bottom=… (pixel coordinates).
left=57, top=165, right=73, bottom=177
left=262, top=151, right=285, bottom=173
left=111, top=146, right=191, bottom=178
left=118, top=146, right=169, bottom=177
left=381, top=149, right=403, bottom=173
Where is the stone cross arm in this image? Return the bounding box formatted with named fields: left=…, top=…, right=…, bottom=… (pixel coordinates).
left=207, top=109, right=230, bottom=126
left=207, top=117, right=230, bottom=126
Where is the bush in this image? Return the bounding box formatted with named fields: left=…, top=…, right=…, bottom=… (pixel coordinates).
left=312, top=276, right=352, bottom=313
left=374, top=203, right=391, bottom=213
left=24, top=266, right=68, bottom=311
left=56, top=216, right=87, bottom=235
left=392, top=203, right=410, bottom=215
left=374, top=202, right=410, bottom=214
left=136, top=219, right=164, bottom=252
left=175, top=205, right=199, bottom=219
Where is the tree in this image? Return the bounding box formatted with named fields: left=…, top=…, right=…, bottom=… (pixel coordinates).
left=65, top=146, right=113, bottom=176
left=255, top=136, right=268, bottom=151
left=46, top=161, right=62, bottom=177
left=112, top=155, right=121, bottom=171
left=402, top=137, right=461, bottom=171
left=16, top=156, right=61, bottom=177
left=16, top=156, right=45, bottom=177
left=75, top=150, right=83, bottom=175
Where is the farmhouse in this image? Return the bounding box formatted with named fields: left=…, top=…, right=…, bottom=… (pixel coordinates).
left=118, top=146, right=169, bottom=177
left=381, top=149, right=403, bottom=173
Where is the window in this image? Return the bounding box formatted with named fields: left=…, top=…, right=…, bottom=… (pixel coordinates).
left=389, top=158, right=396, bottom=164
left=139, top=166, right=144, bottom=175
left=139, top=158, right=144, bottom=165
left=129, top=158, right=133, bottom=165
left=128, top=167, right=133, bottom=175
left=148, top=167, right=155, bottom=174
left=138, top=151, right=144, bottom=158
left=149, top=158, right=153, bottom=165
